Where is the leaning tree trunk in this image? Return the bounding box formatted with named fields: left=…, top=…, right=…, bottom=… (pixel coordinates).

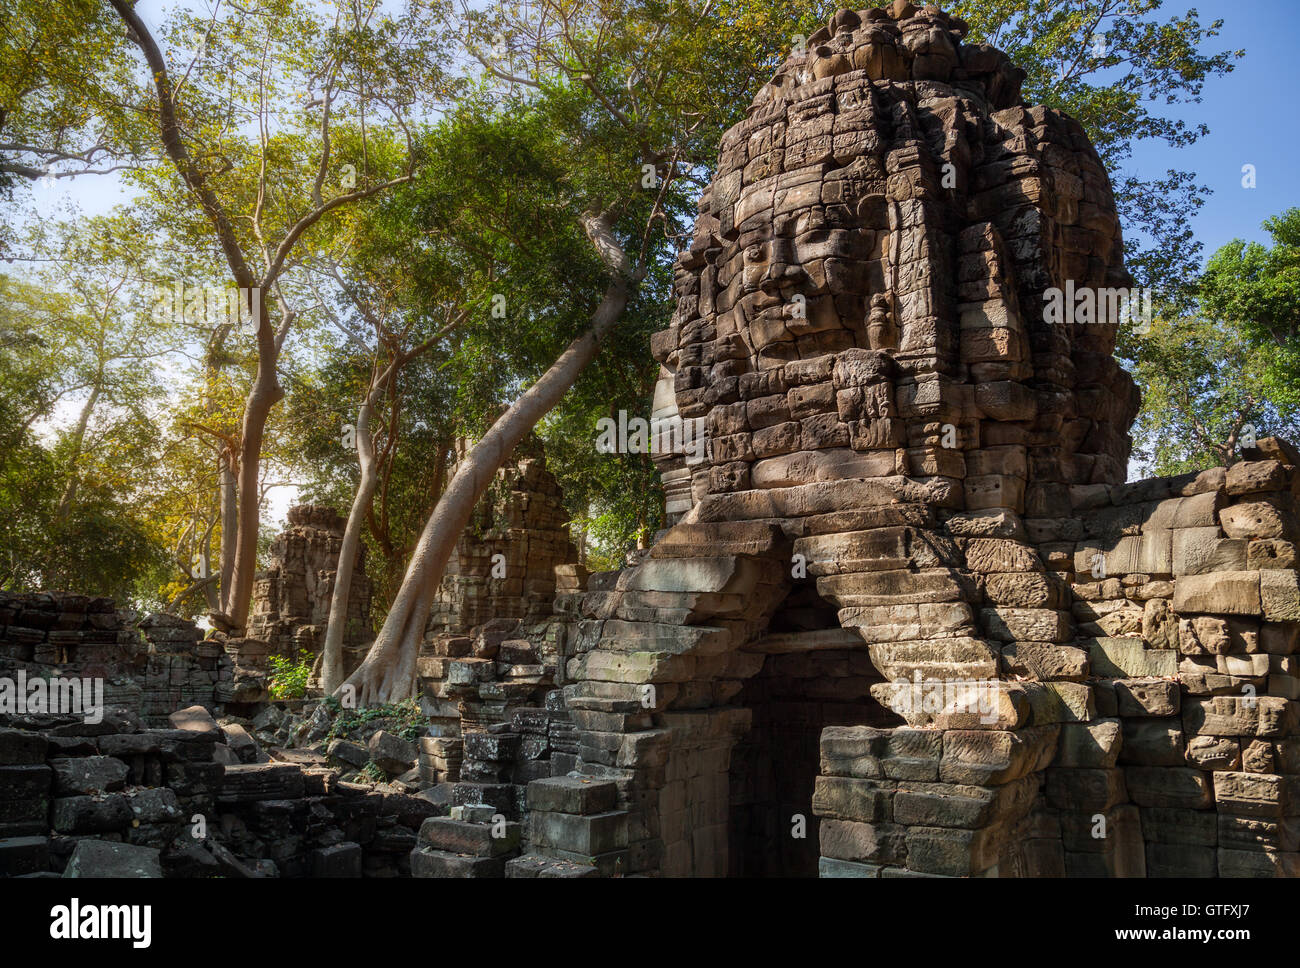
left=321, top=390, right=381, bottom=694
left=339, top=273, right=631, bottom=705
left=218, top=457, right=238, bottom=611
left=53, top=382, right=101, bottom=527
left=221, top=340, right=284, bottom=630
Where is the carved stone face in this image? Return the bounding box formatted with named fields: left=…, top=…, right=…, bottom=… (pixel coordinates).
left=715, top=140, right=896, bottom=369
left=730, top=210, right=873, bottom=365
left=649, top=1, right=1139, bottom=522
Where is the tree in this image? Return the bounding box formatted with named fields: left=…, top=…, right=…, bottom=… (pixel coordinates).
left=283, top=345, right=458, bottom=608
left=0, top=0, right=146, bottom=187
left=336, top=97, right=643, bottom=702
left=95, top=0, right=458, bottom=631
left=339, top=0, right=840, bottom=703
left=0, top=216, right=177, bottom=601
left=10, top=216, right=176, bottom=522
left=1127, top=311, right=1300, bottom=476
left=539, top=344, right=666, bottom=569
left=1123, top=208, right=1300, bottom=476
left=1199, top=208, right=1300, bottom=406
left=311, top=258, right=466, bottom=694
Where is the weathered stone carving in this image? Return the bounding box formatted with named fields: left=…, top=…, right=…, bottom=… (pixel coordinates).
left=528, top=2, right=1300, bottom=879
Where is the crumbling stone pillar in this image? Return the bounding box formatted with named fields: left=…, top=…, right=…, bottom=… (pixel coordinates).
left=247, top=504, right=373, bottom=672
left=563, top=524, right=790, bottom=874
left=406, top=443, right=588, bottom=848
left=427, top=442, right=578, bottom=635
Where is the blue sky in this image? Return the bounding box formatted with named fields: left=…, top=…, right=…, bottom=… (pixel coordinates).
left=1122, top=0, right=1297, bottom=257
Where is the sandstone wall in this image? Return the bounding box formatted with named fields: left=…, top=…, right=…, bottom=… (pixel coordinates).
left=0, top=592, right=231, bottom=727
left=426, top=448, right=579, bottom=635
left=248, top=503, right=373, bottom=665
left=812, top=446, right=1300, bottom=877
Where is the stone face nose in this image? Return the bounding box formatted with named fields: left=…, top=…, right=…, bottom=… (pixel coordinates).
left=759, top=259, right=804, bottom=294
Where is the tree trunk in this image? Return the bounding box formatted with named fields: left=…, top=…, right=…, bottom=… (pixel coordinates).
left=198, top=520, right=221, bottom=612
left=340, top=274, right=631, bottom=705
left=53, top=383, right=101, bottom=526
left=218, top=456, right=237, bottom=610
left=223, top=356, right=283, bottom=631
left=322, top=390, right=380, bottom=693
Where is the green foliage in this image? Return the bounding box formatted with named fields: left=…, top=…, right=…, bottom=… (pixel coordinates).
left=443, top=2, right=841, bottom=559
left=0, top=216, right=180, bottom=604
left=1130, top=315, right=1283, bottom=475
left=268, top=650, right=315, bottom=700
left=284, top=88, right=679, bottom=576
left=1124, top=208, right=1300, bottom=479
left=111, top=1, right=460, bottom=276
left=541, top=395, right=663, bottom=569
left=1199, top=208, right=1300, bottom=406
left=320, top=696, right=425, bottom=742
left=0, top=0, right=146, bottom=190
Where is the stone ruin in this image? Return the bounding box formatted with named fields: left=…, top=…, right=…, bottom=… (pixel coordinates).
left=0, top=592, right=444, bottom=877
left=192, top=503, right=377, bottom=711
left=429, top=0, right=1298, bottom=879
left=427, top=440, right=581, bottom=634
left=6, top=2, right=1300, bottom=880
left=0, top=698, right=441, bottom=878
left=248, top=503, right=374, bottom=673
left=0, top=448, right=597, bottom=877
left=0, top=593, right=232, bottom=730
left=413, top=444, right=586, bottom=799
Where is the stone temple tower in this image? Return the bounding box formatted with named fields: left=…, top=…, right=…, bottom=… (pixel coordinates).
left=534, top=2, right=1300, bottom=879
left=649, top=2, right=1139, bottom=523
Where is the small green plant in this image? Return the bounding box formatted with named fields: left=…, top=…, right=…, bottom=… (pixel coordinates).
left=267, top=649, right=314, bottom=700
left=321, top=697, right=425, bottom=743
left=360, top=761, right=386, bottom=783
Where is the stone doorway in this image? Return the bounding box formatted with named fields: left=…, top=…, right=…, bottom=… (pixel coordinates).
left=570, top=519, right=952, bottom=877
left=726, top=578, right=898, bottom=876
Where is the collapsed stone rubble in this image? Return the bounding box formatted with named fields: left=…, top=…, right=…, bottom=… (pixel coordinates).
left=0, top=704, right=440, bottom=877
